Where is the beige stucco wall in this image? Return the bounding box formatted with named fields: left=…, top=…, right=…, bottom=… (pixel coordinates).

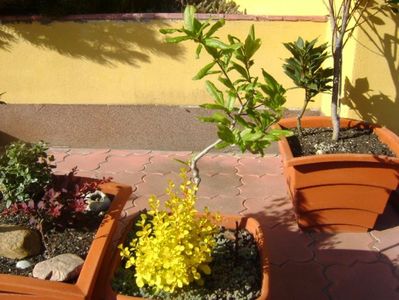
left=0, top=18, right=327, bottom=109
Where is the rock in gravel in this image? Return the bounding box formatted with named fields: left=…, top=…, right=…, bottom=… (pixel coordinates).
left=16, top=260, right=33, bottom=269
left=0, top=224, right=42, bottom=259
left=32, top=253, right=84, bottom=281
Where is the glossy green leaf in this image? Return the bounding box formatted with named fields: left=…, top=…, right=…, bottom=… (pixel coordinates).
left=193, top=61, right=216, bottom=80
left=184, top=5, right=196, bottom=32
left=205, top=81, right=224, bottom=105
left=205, top=19, right=225, bottom=38
left=217, top=125, right=235, bottom=144
left=165, top=36, right=191, bottom=43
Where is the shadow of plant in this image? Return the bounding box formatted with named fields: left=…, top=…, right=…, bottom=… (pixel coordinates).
left=0, top=20, right=184, bottom=67
left=342, top=3, right=399, bottom=132
left=244, top=198, right=399, bottom=299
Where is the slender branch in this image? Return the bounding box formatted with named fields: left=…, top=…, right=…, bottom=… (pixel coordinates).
left=190, top=139, right=222, bottom=186
left=214, top=59, right=245, bottom=107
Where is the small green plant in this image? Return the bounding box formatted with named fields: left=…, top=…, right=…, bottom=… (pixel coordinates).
left=119, top=169, right=220, bottom=294
left=0, top=141, right=54, bottom=208
left=283, top=37, right=333, bottom=134
left=161, top=5, right=291, bottom=185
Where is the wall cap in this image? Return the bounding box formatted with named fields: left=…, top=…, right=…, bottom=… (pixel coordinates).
left=0, top=13, right=328, bottom=23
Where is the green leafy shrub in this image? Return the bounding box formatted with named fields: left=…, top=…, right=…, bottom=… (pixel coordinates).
left=0, top=141, right=54, bottom=207
left=118, top=169, right=220, bottom=294
left=283, top=37, right=333, bottom=133
left=160, top=5, right=290, bottom=185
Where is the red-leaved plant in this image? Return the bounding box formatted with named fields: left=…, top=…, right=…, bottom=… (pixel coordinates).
left=2, top=167, right=112, bottom=236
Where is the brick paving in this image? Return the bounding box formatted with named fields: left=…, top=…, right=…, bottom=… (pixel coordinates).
left=49, top=147, right=399, bottom=300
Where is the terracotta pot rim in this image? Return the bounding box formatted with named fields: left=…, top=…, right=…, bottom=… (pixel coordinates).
left=277, top=116, right=399, bottom=167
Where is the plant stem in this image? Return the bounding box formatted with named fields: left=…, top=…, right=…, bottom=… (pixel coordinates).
left=190, top=139, right=222, bottom=186
left=297, top=90, right=311, bottom=135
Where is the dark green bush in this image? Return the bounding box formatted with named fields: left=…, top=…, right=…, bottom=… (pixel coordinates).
left=0, top=141, right=54, bottom=207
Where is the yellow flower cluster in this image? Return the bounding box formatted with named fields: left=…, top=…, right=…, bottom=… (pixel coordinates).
left=118, top=168, right=220, bottom=293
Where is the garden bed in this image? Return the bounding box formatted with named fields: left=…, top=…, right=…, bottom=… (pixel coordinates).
left=0, top=200, right=105, bottom=278
left=112, top=226, right=262, bottom=300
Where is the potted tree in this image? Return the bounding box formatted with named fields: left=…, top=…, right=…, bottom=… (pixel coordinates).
left=277, top=0, right=399, bottom=232
left=0, top=141, right=132, bottom=300
left=95, top=5, right=290, bottom=300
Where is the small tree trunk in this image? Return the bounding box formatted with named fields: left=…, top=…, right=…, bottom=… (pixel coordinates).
left=331, top=46, right=343, bottom=141
left=297, top=90, right=311, bottom=135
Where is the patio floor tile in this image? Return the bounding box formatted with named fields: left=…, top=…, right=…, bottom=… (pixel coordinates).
left=196, top=155, right=239, bottom=176
left=237, top=155, right=282, bottom=177
left=55, top=152, right=109, bottom=172
left=135, top=172, right=181, bottom=198
left=196, top=195, right=246, bottom=215
left=145, top=154, right=191, bottom=174
left=263, top=223, right=314, bottom=265
left=239, top=174, right=288, bottom=199
left=196, top=173, right=241, bottom=198
left=269, top=262, right=329, bottom=300
left=98, top=154, right=151, bottom=173
left=311, top=232, right=379, bottom=265
left=326, top=261, right=399, bottom=300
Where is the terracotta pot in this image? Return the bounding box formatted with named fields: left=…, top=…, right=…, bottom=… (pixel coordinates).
left=277, top=116, right=399, bottom=232
left=0, top=179, right=132, bottom=300
left=95, top=213, right=270, bottom=300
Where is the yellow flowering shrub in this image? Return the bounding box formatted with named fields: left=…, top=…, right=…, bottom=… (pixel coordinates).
left=118, top=168, right=220, bottom=293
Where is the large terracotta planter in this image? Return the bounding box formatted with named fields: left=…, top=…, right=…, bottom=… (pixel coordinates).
left=0, top=179, right=132, bottom=300
left=95, top=214, right=270, bottom=300
left=277, top=116, right=399, bottom=232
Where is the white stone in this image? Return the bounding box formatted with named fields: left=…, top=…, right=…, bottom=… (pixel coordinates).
left=16, top=260, right=33, bottom=269
left=32, top=253, right=84, bottom=282
left=84, top=190, right=111, bottom=213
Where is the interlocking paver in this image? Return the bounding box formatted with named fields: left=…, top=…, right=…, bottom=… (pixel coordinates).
left=145, top=154, right=191, bottom=174
left=98, top=154, right=151, bottom=173
left=239, top=174, right=288, bottom=199
left=197, top=173, right=241, bottom=198
left=107, top=149, right=150, bottom=157
left=263, top=223, right=314, bottom=265
left=237, top=155, right=282, bottom=177
left=269, top=262, right=329, bottom=300
left=196, top=195, right=245, bottom=215
left=311, top=232, right=379, bottom=265
left=326, top=261, right=399, bottom=300
left=135, top=172, right=181, bottom=198
left=68, top=148, right=110, bottom=155
left=56, top=152, right=109, bottom=172
left=371, top=226, right=399, bottom=270
left=47, top=148, right=70, bottom=163
left=196, top=155, right=239, bottom=175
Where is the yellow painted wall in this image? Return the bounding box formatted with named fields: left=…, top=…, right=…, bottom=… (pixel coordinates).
left=235, top=0, right=327, bottom=15
left=319, top=1, right=399, bottom=133
left=0, top=19, right=327, bottom=107
left=343, top=5, right=399, bottom=133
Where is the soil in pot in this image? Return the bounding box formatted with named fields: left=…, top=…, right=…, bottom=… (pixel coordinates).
left=0, top=205, right=104, bottom=279
left=287, top=127, right=396, bottom=157
left=112, top=226, right=262, bottom=300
